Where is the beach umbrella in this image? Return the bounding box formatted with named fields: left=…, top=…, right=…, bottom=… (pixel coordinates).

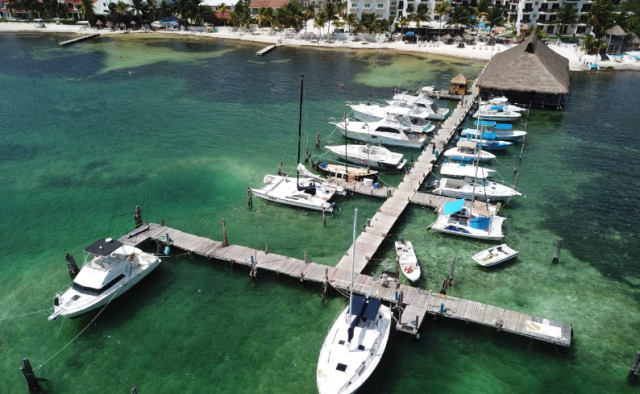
left=96, top=20, right=103, bottom=26
left=120, top=23, right=126, bottom=29
left=454, top=35, right=463, bottom=41
left=443, top=33, right=452, bottom=39
left=405, top=31, right=415, bottom=36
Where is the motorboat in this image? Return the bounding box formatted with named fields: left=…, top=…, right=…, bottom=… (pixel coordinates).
left=429, top=199, right=506, bottom=241
left=395, top=238, right=420, bottom=282
left=472, top=244, right=519, bottom=267
left=473, top=107, right=522, bottom=122
left=444, top=141, right=496, bottom=161
left=479, top=97, right=527, bottom=112
left=391, top=94, right=450, bottom=120
left=317, top=209, right=391, bottom=394
left=325, top=144, right=406, bottom=172
left=48, top=238, right=161, bottom=320
left=461, top=127, right=527, bottom=142
left=332, top=119, right=427, bottom=149
left=311, top=159, right=378, bottom=182
left=432, top=178, right=521, bottom=201
left=395, top=115, right=436, bottom=134
left=439, top=161, right=496, bottom=179
left=459, top=136, right=513, bottom=150
left=252, top=76, right=344, bottom=212
left=349, top=102, right=438, bottom=130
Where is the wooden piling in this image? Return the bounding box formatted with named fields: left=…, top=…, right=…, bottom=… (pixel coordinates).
left=514, top=172, right=520, bottom=189
left=629, top=351, right=640, bottom=379
left=440, top=277, right=448, bottom=295
left=395, top=256, right=399, bottom=276
left=265, top=244, right=269, bottom=254
left=65, top=253, right=79, bottom=279
left=410, top=152, right=414, bottom=163
left=304, top=251, right=308, bottom=263
left=247, top=187, right=253, bottom=207
left=322, top=267, right=329, bottom=300
left=161, top=219, right=164, bottom=226
left=134, top=205, right=143, bottom=228
left=513, top=155, right=517, bottom=173
left=448, top=257, right=456, bottom=286
left=20, top=358, right=41, bottom=392
left=316, top=133, right=321, bottom=148
left=131, top=384, right=138, bottom=394
left=415, top=315, right=419, bottom=331
left=278, top=160, right=283, bottom=175
left=520, top=142, right=525, bottom=160
left=222, top=219, right=228, bottom=247
left=323, top=209, right=327, bottom=227
left=552, top=239, right=562, bottom=263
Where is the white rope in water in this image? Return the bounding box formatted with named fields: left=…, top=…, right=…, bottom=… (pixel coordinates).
left=0, top=309, right=50, bottom=322
left=34, top=284, right=124, bottom=373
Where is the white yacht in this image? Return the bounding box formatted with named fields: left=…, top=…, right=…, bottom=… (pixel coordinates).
left=440, top=161, right=496, bottom=179
left=325, top=144, right=406, bottom=172
left=429, top=199, right=506, bottom=241
left=432, top=178, right=521, bottom=201
left=349, top=102, right=438, bottom=129
left=332, top=119, right=427, bottom=149
left=462, top=122, right=527, bottom=141
left=317, top=209, right=392, bottom=394
left=49, top=238, right=161, bottom=320
left=444, top=141, right=496, bottom=161
left=395, top=238, right=420, bottom=282
left=391, top=93, right=450, bottom=120
left=473, top=107, right=522, bottom=122
left=479, top=97, right=527, bottom=112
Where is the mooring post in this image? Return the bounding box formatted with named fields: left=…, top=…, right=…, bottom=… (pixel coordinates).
left=520, top=141, right=525, bottom=160
left=134, top=205, right=143, bottom=228
left=247, top=187, right=253, bottom=207
left=304, top=251, right=308, bottom=263
left=131, top=384, right=138, bottom=394
left=316, top=133, right=321, bottom=148
left=322, top=267, right=329, bottom=301
left=305, top=144, right=310, bottom=162
left=323, top=209, right=327, bottom=227
left=415, top=315, right=419, bottom=331
left=222, top=219, right=228, bottom=247
left=265, top=244, right=269, bottom=254
left=448, top=257, right=456, bottom=286
left=629, top=352, right=640, bottom=380
left=20, top=358, right=40, bottom=392
left=552, top=239, right=562, bottom=264
left=440, top=277, right=448, bottom=295
left=161, top=219, right=164, bottom=226
left=65, top=253, right=79, bottom=279
left=514, top=172, right=520, bottom=189
left=410, top=152, right=414, bottom=163
left=395, top=257, right=399, bottom=276
left=513, top=155, right=517, bottom=173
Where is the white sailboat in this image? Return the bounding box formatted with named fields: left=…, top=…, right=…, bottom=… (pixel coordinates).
left=332, top=118, right=427, bottom=149
left=49, top=238, right=161, bottom=320
left=395, top=237, right=420, bottom=282
left=440, top=161, right=497, bottom=179
left=479, top=97, right=527, bottom=112
left=317, top=209, right=392, bottom=394
left=444, top=141, right=496, bottom=161
left=251, top=76, right=344, bottom=212
left=429, top=199, right=506, bottom=240
left=325, top=144, right=407, bottom=172
left=473, top=107, right=522, bottom=122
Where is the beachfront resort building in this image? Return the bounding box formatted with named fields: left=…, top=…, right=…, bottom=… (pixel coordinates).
left=500, top=0, right=593, bottom=36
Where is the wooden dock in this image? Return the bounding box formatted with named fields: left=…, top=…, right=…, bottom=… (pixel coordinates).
left=256, top=45, right=277, bottom=56
left=58, top=34, right=100, bottom=47
left=117, top=223, right=572, bottom=346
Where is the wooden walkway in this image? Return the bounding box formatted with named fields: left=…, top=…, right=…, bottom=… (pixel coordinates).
left=256, top=45, right=277, bottom=56
left=117, top=223, right=572, bottom=347
left=58, top=34, right=100, bottom=47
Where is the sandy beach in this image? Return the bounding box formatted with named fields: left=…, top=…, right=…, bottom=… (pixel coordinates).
left=2, top=21, right=639, bottom=71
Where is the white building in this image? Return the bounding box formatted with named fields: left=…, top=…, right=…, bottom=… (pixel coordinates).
left=504, top=0, right=593, bottom=35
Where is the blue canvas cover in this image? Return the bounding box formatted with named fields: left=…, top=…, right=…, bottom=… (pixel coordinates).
left=363, top=299, right=381, bottom=321
left=490, top=106, right=503, bottom=111
left=483, top=132, right=497, bottom=139
left=348, top=295, right=367, bottom=343
left=405, top=31, right=415, bottom=36
left=469, top=216, right=490, bottom=230
left=443, top=199, right=465, bottom=215
left=493, top=123, right=512, bottom=130
left=475, top=120, right=496, bottom=127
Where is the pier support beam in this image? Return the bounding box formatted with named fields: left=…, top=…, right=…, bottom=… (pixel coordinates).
left=628, top=351, right=640, bottom=382
left=449, top=257, right=456, bottom=286
left=247, top=187, right=253, bottom=208
left=65, top=253, right=79, bottom=279
left=134, top=205, right=143, bottom=228
left=552, top=239, right=562, bottom=264
left=20, top=358, right=42, bottom=392
left=222, top=219, right=228, bottom=247
left=316, top=133, right=321, bottom=148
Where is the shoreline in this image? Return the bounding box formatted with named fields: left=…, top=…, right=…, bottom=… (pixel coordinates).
left=2, top=22, right=640, bottom=72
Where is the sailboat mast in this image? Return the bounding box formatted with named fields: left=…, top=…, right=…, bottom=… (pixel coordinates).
left=348, top=208, right=358, bottom=323
left=344, top=113, right=348, bottom=178
left=297, top=75, right=304, bottom=186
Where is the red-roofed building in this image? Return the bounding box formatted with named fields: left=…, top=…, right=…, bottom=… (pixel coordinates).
left=248, top=0, right=289, bottom=15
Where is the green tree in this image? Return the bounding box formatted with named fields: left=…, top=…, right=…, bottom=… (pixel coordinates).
left=314, top=10, right=328, bottom=38
left=158, top=0, right=173, bottom=18
left=338, top=1, right=347, bottom=16
left=193, top=4, right=214, bottom=25
left=324, top=2, right=338, bottom=34
left=485, top=5, right=504, bottom=32
left=477, top=0, right=491, bottom=17
left=554, top=4, right=578, bottom=35
left=79, top=0, right=97, bottom=22
left=413, top=3, right=431, bottom=28
left=131, top=0, right=148, bottom=23
left=345, top=12, right=358, bottom=34
left=217, top=3, right=228, bottom=26
left=586, top=0, right=613, bottom=36
left=398, top=15, right=409, bottom=36
left=448, top=5, right=470, bottom=36
left=434, top=1, right=451, bottom=39
left=255, top=6, right=274, bottom=27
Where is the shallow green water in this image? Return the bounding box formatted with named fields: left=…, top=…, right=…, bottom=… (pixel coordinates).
left=1, top=33, right=639, bottom=393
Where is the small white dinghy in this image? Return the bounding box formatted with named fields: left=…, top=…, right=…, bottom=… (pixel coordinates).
left=395, top=238, right=420, bottom=282
left=471, top=244, right=519, bottom=267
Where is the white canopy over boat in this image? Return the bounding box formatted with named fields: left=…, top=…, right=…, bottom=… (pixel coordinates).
left=429, top=199, right=506, bottom=240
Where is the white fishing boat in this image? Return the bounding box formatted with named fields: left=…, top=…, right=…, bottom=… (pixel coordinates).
left=472, top=244, right=519, bottom=266
left=251, top=76, right=344, bottom=212
left=48, top=238, right=161, bottom=320
left=479, top=97, right=527, bottom=112
left=395, top=238, right=420, bottom=282
left=317, top=209, right=392, bottom=394
left=332, top=119, right=427, bottom=149
left=440, top=161, right=497, bottom=179
left=459, top=136, right=513, bottom=151
left=444, top=141, right=496, bottom=161
left=349, top=101, right=438, bottom=131
left=325, top=144, right=407, bottom=172
left=473, top=107, right=522, bottom=122
left=429, top=199, right=506, bottom=241
left=461, top=128, right=527, bottom=142
left=391, top=93, right=450, bottom=120
left=432, top=178, right=521, bottom=201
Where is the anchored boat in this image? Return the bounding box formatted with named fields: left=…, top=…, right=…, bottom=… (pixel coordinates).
left=395, top=238, right=420, bottom=282
left=472, top=244, right=519, bottom=266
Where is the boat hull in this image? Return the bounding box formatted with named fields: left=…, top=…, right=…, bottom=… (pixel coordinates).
left=472, top=244, right=519, bottom=266
left=433, top=179, right=521, bottom=201
left=338, top=128, right=425, bottom=149
left=251, top=188, right=334, bottom=212
left=430, top=214, right=506, bottom=240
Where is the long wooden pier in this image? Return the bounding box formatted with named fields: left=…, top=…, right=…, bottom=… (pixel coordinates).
left=58, top=34, right=100, bottom=47
left=118, top=223, right=572, bottom=347
left=256, top=45, right=277, bottom=56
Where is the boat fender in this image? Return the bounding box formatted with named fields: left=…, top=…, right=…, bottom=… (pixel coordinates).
left=54, top=296, right=60, bottom=307
left=163, top=246, right=171, bottom=256
left=322, top=197, right=328, bottom=201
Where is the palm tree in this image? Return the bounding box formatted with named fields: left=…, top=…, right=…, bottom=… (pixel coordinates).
left=414, top=3, right=431, bottom=30
left=434, top=1, right=451, bottom=39
left=554, top=4, right=578, bottom=36
left=281, top=0, right=302, bottom=29
left=485, top=5, right=504, bottom=33
left=338, top=1, right=347, bottom=17
left=346, top=12, right=358, bottom=34
left=373, top=17, right=389, bottom=42
left=79, top=0, right=97, bottom=22
left=586, top=0, right=613, bottom=37
left=217, top=3, right=228, bottom=26
left=314, top=11, right=328, bottom=38
left=107, top=2, right=119, bottom=25
left=449, top=5, right=470, bottom=36
left=324, top=2, right=338, bottom=34
left=158, top=0, right=172, bottom=18
left=131, top=0, right=148, bottom=23
left=398, top=15, right=409, bottom=36
left=193, top=4, right=214, bottom=25
left=255, top=7, right=274, bottom=28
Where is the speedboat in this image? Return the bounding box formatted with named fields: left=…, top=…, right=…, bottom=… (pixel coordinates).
left=391, top=94, right=450, bottom=120
left=472, top=244, right=519, bottom=266
left=395, top=238, right=420, bottom=282
left=429, top=199, right=506, bottom=240
left=332, top=119, right=427, bottom=149
left=325, top=144, right=407, bottom=172
left=459, top=136, right=513, bottom=150
left=251, top=174, right=342, bottom=212
left=48, top=238, right=161, bottom=320
left=432, top=178, right=521, bottom=201
left=461, top=127, right=527, bottom=142
left=311, top=159, right=378, bottom=182
left=439, top=161, right=496, bottom=179
left=444, top=141, right=496, bottom=161
left=479, top=97, right=527, bottom=112
left=473, top=107, right=522, bottom=122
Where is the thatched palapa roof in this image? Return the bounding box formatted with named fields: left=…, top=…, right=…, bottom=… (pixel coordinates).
left=627, top=32, right=640, bottom=45
left=606, top=25, right=626, bottom=36
left=477, top=34, right=569, bottom=95
left=451, top=73, right=469, bottom=84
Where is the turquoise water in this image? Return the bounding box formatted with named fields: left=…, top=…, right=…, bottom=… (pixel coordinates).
left=1, top=33, right=639, bottom=393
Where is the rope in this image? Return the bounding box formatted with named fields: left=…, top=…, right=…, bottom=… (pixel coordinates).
left=0, top=309, right=50, bottom=322
left=33, top=284, right=124, bottom=373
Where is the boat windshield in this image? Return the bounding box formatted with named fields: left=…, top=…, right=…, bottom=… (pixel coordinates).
left=72, top=274, right=126, bottom=296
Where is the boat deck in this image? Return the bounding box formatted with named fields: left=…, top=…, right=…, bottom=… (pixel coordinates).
left=118, top=222, right=571, bottom=346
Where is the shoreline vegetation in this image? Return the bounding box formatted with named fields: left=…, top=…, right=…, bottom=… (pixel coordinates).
left=2, top=21, right=640, bottom=72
